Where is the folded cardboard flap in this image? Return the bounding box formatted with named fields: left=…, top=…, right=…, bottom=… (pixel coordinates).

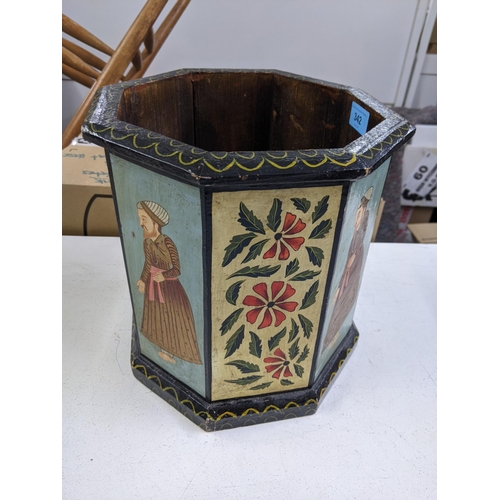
left=371, top=198, right=385, bottom=242
left=409, top=206, right=435, bottom=224
left=62, top=145, right=119, bottom=236
left=407, top=223, right=437, bottom=244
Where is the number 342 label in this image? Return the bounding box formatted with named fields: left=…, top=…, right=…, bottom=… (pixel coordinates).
left=349, top=101, right=370, bottom=135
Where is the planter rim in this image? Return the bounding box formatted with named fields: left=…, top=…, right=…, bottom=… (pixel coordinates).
left=82, top=68, right=415, bottom=185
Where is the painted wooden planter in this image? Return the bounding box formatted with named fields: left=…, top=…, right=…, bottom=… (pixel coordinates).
left=82, top=69, right=415, bottom=431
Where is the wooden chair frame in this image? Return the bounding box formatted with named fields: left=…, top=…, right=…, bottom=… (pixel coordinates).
left=62, top=0, right=191, bottom=149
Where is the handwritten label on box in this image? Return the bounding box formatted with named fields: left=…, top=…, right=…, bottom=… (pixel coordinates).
left=401, top=151, right=437, bottom=206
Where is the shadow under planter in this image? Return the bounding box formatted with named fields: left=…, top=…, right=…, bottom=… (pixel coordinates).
left=82, top=69, right=415, bottom=431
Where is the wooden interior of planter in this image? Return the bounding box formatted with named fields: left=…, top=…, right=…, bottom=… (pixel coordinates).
left=117, top=72, right=384, bottom=152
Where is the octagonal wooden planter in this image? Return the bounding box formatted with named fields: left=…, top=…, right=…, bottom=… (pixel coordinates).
left=82, top=69, right=415, bottom=431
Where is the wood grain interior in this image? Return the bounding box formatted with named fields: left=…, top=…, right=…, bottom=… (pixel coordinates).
left=118, top=72, right=384, bottom=151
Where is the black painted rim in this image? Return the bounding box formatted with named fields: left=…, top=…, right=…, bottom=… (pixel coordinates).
left=82, top=68, right=415, bottom=185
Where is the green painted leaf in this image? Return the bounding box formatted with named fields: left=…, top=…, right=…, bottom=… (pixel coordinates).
left=306, top=246, right=324, bottom=267
left=280, top=379, right=294, bottom=386
left=268, top=327, right=287, bottom=351
left=224, top=325, right=245, bottom=358
left=310, top=219, right=333, bottom=239
left=225, top=360, right=260, bottom=373
left=285, top=258, right=300, bottom=277
left=294, top=364, right=305, bottom=378
left=249, top=331, right=262, bottom=358
left=298, top=314, right=313, bottom=339
left=220, top=308, right=244, bottom=336
left=291, top=197, right=311, bottom=213
left=288, top=338, right=300, bottom=360
left=300, top=281, right=320, bottom=310
left=238, top=202, right=266, bottom=234
left=228, top=265, right=281, bottom=279
left=288, top=319, right=299, bottom=343
left=289, top=270, right=321, bottom=281
left=225, top=375, right=263, bottom=385
left=225, top=281, right=244, bottom=305
left=297, top=344, right=310, bottom=363
left=242, top=239, right=269, bottom=263
left=266, top=198, right=283, bottom=231
left=222, top=233, right=256, bottom=267
left=311, top=195, right=330, bottom=223
left=250, top=382, right=273, bottom=391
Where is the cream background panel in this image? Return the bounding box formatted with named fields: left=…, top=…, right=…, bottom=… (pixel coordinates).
left=211, top=186, right=342, bottom=401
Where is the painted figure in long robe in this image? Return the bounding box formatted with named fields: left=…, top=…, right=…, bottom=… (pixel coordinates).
left=136, top=201, right=202, bottom=365
left=323, top=187, right=373, bottom=350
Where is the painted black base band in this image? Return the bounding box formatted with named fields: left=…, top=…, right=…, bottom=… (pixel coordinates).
left=131, top=322, right=359, bottom=432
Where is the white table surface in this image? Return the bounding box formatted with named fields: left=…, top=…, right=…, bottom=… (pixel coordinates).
left=62, top=236, right=436, bottom=499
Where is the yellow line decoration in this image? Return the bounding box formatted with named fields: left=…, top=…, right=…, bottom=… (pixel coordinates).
left=359, top=124, right=412, bottom=159
left=241, top=408, right=261, bottom=416
left=203, top=158, right=235, bottom=172
left=89, top=119, right=410, bottom=174
left=298, top=149, right=319, bottom=157
left=131, top=333, right=357, bottom=427
left=265, top=158, right=298, bottom=169
left=325, top=154, right=357, bottom=167
left=153, top=146, right=183, bottom=159
left=267, top=151, right=289, bottom=159
left=87, top=122, right=377, bottom=172
left=132, top=136, right=157, bottom=150
left=235, top=152, right=256, bottom=160
left=216, top=411, right=238, bottom=421
left=303, top=399, right=318, bottom=406
left=180, top=399, right=196, bottom=412
left=235, top=158, right=266, bottom=171
left=178, top=153, right=204, bottom=166
left=90, top=124, right=137, bottom=142
left=210, top=152, right=228, bottom=160
left=300, top=156, right=328, bottom=168
left=197, top=411, right=213, bottom=419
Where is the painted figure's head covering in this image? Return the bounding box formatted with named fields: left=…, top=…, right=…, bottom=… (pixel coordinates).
left=137, top=201, right=170, bottom=227
left=360, top=187, right=373, bottom=207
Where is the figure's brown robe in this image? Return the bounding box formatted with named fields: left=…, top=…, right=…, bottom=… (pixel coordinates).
left=323, top=211, right=369, bottom=349
left=140, top=234, right=202, bottom=364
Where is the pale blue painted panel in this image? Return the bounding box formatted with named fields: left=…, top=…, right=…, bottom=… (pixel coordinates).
left=315, top=157, right=391, bottom=378
left=110, top=155, right=206, bottom=397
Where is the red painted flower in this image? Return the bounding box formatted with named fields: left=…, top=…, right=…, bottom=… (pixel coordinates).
left=243, top=281, right=298, bottom=329
left=264, top=348, right=293, bottom=379
left=263, top=212, right=306, bottom=260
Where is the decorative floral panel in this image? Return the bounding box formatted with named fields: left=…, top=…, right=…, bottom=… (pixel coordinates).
left=211, top=186, right=342, bottom=400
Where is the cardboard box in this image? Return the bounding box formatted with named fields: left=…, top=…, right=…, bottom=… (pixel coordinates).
left=401, top=124, right=437, bottom=208
left=409, top=206, right=435, bottom=224
left=395, top=206, right=436, bottom=243
left=62, top=145, right=119, bottom=236
left=371, top=198, right=385, bottom=242
left=407, top=223, right=437, bottom=244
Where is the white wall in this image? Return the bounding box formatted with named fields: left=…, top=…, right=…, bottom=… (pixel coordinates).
left=410, top=54, right=437, bottom=109
left=63, top=0, right=432, bottom=131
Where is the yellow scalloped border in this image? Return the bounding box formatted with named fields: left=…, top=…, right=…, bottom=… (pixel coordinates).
left=85, top=73, right=412, bottom=176
left=88, top=119, right=411, bottom=174
left=358, top=123, right=412, bottom=159
left=131, top=334, right=358, bottom=427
